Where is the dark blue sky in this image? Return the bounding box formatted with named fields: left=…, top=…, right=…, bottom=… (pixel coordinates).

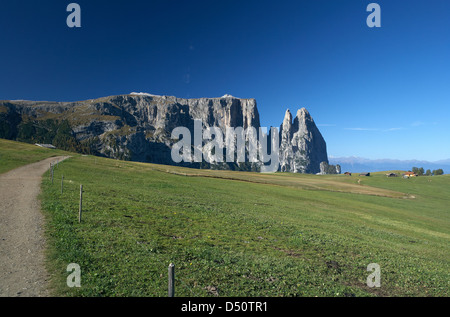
left=1, top=0, right=449, bottom=161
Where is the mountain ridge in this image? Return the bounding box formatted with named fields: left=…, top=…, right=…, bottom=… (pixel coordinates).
left=1, top=93, right=331, bottom=173
left=329, top=156, right=449, bottom=174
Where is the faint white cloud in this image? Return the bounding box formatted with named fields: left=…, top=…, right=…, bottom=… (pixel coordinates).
left=411, top=121, right=425, bottom=127
left=411, top=121, right=438, bottom=127
left=344, top=127, right=406, bottom=132
left=344, top=127, right=378, bottom=131
left=383, top=127, right=405, bottom=132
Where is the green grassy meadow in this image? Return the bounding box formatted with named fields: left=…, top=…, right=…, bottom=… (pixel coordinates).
left=1, top=139, right=449, bottom=297
left=0, top=138, right=70, bottom=174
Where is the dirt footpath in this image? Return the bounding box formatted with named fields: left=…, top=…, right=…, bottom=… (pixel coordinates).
left=0, top=156, right=68, bottom=297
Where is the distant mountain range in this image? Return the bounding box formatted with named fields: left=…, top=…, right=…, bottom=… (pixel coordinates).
left=329, top=156, right=449, bottom=174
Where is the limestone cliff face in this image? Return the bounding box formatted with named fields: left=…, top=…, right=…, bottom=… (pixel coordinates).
left=0, top=94, right=261, bottom=167
left=278, top=108, right=328, bottom=174
left=1, top=93, right=330, bottom=173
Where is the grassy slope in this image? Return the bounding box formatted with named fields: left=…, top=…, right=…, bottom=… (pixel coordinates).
left=0, top=138, right=71, bottom=174
left=1, top=139, right=448, bottom=297
left=41, top=157, right=449, bottom=297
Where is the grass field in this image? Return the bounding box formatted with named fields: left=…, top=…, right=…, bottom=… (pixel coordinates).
left=0, top=138, right=70, bottom=174
left=1, top=139, right=449, bottom=297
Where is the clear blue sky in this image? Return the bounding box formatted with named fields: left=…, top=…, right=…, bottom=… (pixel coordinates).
left=1, top=0, right=449, bottom=161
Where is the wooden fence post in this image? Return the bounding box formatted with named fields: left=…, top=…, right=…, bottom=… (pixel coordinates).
left=79, top=185, right=83, bottom=223
left=51, top=163, right=54, bottom=184
left=168, top=263, right=175, bottom=297
left=61, top=175, right=64, bottom=194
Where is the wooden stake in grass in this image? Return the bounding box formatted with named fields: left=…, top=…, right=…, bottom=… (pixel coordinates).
left=61, top=175, right=64, bottom=194
left=51, top=163, right=54, bottom=184
left=168, top=263, right=175, bottom=297
left=79, top=185, right=83, bottom=223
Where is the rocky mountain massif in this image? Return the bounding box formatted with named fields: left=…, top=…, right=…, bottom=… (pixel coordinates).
left=279, top=108, right=329, bottom=174
left=0, top=93, right=338, bottom=174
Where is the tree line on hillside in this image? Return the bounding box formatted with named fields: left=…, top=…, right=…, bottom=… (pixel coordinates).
left=411, top=166, right=444, bottom=176
left=0, top=114, right=93, bottom=155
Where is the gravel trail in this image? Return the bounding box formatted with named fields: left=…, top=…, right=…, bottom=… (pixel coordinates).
left=0, top=156, right=68, bottom=297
